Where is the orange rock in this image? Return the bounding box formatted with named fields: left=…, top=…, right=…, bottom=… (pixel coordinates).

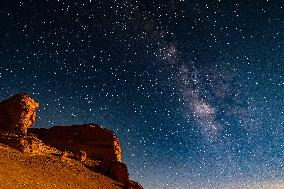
left=60, top=151, right=69, bottom=158
left=0, top=93, right=39, bottom=136
left=29, top=124, right=122, bottom=162
left=77, top=150, right=87, bottom=161
left=0, top=93, right=143, bottom=188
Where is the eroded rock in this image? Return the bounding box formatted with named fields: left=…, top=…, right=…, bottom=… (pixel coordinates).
left=0, top=93, right=144, bottom=188
left=109, top=160, right=129, bottom=186
left=29, top=124, right=122, bottom=162
left=99, top=158, right=129, bottom=187
left=127, top=179, right=144, bottom=189
left=0, top=93, right=39, bottom=136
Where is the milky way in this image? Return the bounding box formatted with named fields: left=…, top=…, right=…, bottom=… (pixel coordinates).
left=0, top=0, right=283, bottom=188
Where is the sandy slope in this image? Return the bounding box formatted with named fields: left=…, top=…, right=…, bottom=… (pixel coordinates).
left=0, top=144, right=124, bottom=189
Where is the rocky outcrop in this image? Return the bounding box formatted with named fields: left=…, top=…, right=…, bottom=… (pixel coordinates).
left=29, top=124, right=122, bottom=162
left=29, top=125, right=133, bottom=187
left=109, top=160, right=129, bottom=186
left=0, top=131, right=53, bottom=154
left=0, top=93, right=143, bottom=189
left=0, top=93, right=39, bottom=136
left=128, top=180, right=144, bottom=189
left=127, top=179, right=144, bottom=189
left=99, top=158, right=129, bottom=186
left=28, top=124, right=131, bottom=186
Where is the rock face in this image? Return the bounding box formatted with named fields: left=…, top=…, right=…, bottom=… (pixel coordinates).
left=99, top=158, right=129, bottom=186
left=0, top=93, right=144, bottom=189
left=109, top=160, right=129, bottom=186
left=0, top=132, right=51, bottom=154
left=29, top=124, right=122, bottom=162
left=0, top=93, right=39, bottom=136
left=29, top=124, right=131, bottom=186
left=128, top=180, right=144, bottom=189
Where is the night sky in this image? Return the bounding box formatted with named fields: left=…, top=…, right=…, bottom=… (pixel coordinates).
left=0, top=0, right=284, bottom=188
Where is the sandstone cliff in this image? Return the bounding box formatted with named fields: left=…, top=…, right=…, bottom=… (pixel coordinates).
left=0, top=93, right=143, bottom=189
left=29, top=124, right=131, bottom=186
left=29, top=124, right=122, bottom=162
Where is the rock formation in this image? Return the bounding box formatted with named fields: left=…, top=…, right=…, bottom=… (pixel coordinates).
left=29, top=124, right=122, bottom=161
left=29, top=124, right=131, bottom=186
left=99, top=158, right=129, bottom=186
left=109, top=160, right=129, bottom=186
left=0, top=93, right=143, bottom=189
left=128, top=179, right=144, bottom=189
left=0, top=93, right=39, bottom=136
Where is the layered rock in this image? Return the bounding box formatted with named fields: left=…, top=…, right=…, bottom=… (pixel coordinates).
left=0, top=93, right=39, bottom=136
left=29, top=124, right=131, bottom=186
left=29, top=124, right=122, bottom=162
left=109, top=160, right=129, bottom=186
left=128, top=180, right=144, bottom=189
left=0, top=93, right=143, bottom=189
left=100, top=158, right=129, bottom=186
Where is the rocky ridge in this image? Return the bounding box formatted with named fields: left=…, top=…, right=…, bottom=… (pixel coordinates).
left=0, top=93, right=143, bottom=189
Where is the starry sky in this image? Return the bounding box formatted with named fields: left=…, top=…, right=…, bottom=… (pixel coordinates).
left=0, top=0, right=284, bottom=188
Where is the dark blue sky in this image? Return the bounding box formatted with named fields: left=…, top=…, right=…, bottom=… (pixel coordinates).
left=0, top=0, right=284, bottom=188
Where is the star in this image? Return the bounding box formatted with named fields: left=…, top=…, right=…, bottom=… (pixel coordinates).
left=0, top=0, right=282, bottom=188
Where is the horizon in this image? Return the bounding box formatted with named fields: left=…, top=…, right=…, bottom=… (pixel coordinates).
left=0, top=0, right=283, bottom=188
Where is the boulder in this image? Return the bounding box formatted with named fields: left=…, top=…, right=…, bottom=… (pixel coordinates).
left=0, top=93, right=39, bottom=136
